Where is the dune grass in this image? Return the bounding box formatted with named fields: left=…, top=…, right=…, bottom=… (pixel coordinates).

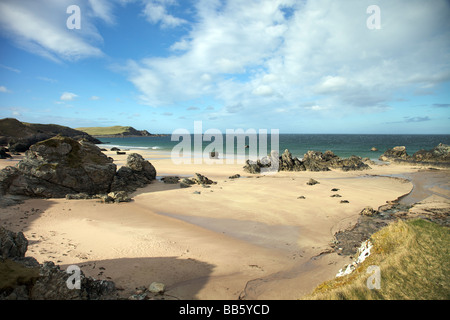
left=305, top=219, right=449, bottom=300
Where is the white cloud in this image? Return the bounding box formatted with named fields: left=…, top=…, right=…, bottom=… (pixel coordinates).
left=0, top=86, right=11, bottom=93
left=126, top=0, right=293, bottom=106
left=306, top=105, right=326, bottom=111
left=0, top=64, right=20, bottom=73
left=7, top=107, right=28, bottom=117
left=90, top=95, right=101, bottom=100
left=142, top=0, right=187, bottom=28
left=88, top=0, right=116, bottom=24
left=60, top=92, right=78, bottom=101
left=315, top=76, right=348, bottom=94
left=37, top=76, right=58, bottom=83
left=0, top=0, right=104, bottom=62
left=252, top=85, right=274, bottom=96
left=123, top=0, right=450, bottom=121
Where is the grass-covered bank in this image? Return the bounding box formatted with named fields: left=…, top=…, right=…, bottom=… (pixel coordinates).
left=305, top=219, right=449, bottom=300
left=76, top=126, right=154, bottom=137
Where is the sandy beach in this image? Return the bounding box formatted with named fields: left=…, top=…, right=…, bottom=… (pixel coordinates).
left=0, top=149, right=448, bottom=300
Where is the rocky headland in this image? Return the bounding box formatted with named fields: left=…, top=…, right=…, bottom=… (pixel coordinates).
left=0, top=118, right=101, bottom=153
left=76, top=125, right=167, bottom=138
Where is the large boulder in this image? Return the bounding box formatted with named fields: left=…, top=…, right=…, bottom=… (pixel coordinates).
left=110, top=153, right=156, bottom=192
left=0, top=227, right=28, bottom=259
left=302, top=150, right=331, bottom=171
left=334, top=155, right=371, bottom=171
left=379, top=146, right=409, bottom=162
left=0, top=137, right=157, bottom=201
left=243, top=160, right=262, bottom=174
left=0, top=147, right=11, bottom=159
left=280, top=149, right=306, bottom=171
left=0, top=136, right=117, bottom=198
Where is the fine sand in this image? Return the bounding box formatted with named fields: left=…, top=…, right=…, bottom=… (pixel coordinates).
left=1, top=149, right=447, bottom=300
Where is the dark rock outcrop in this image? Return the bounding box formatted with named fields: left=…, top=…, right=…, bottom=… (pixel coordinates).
left=379, top=143, right=450, bottom=166
left=160, top=176, right=180, bottom=184
left=243, top=149, right=371, bottom=174
left=191, top=173, right=215, bottom=185
left=379, top=146, right=409, bottom=162
left=0, top=118, right=101, bottom=152
left=0, top=136, right=116, bottom=198
left=360, top=206, right=378, bottom=217
left=280, top=149, right=306, bottom=171
left=178, top=173, right=216, bottom=188
left=411, top=143, right=450, bottom=163
left=0, top=136, right=156, bottom=204
left=243, top=160, right=262, bottom=174
left=306, top=178, right=319, bottom=185
left=29, top=261, right=117, bottom=300
left=0, top=227, right=28, bottom=259
left=0, top=228, right=118, bottom=300
left=0, top=147, right=11, bottom=159
left=110, top=153, right=156, bottom=192
left=65, top=191, right=132, bottom=203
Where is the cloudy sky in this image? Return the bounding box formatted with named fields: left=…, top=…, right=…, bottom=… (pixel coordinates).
left=0, top=0, right=449, bottom=133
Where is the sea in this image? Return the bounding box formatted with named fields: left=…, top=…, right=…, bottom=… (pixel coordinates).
left=97, top=134, right=450, bottom=161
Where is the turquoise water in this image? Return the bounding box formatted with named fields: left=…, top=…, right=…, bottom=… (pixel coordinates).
left=98, top=134, right=450, bottom=160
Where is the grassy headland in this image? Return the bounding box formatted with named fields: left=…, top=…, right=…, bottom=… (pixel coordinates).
left=76, top=126, right=164, bottom=137
left=305, top=218, right=449, bottom=300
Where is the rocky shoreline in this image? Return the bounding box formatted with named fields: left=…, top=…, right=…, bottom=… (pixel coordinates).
left=379, top=143, right=450, bottom=167
left=329, top=170, right=449, bottom=272
left=244, top=148, right=373, bottom=174
left=243, top=143, right=450, bottom=174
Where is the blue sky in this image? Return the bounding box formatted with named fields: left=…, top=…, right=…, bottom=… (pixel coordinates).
left=0, top=0, right=449, bottom=134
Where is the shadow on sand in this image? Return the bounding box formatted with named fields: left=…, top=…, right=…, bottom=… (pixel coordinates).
left=62, top=256, right=216, bottom=300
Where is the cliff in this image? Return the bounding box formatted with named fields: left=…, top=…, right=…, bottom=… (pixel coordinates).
left=0, top=118, right=101, bottom=152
